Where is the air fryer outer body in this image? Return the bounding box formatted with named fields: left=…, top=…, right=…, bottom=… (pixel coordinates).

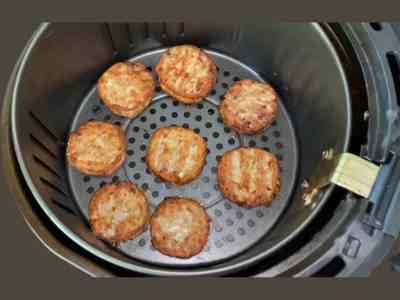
left=2, top=22, right=400, bottom=277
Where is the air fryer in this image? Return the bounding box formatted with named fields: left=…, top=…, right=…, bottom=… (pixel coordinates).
left=1, top=22, right=400, bottom=277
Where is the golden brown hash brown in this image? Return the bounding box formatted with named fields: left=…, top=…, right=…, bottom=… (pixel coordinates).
left=155, top=45, right=217, bottom=104
left=217, top=147, right=280, bottom=207
left=219, top=79, right=278, bottom=134
left=66, top=121, right=127, bottom=176
left=150, top=197, right=210, bottom=258
left=89, top=181, right=149, bottom=243
left=97, top=62, right=156, bottom=118
left=146, top=126, right=207, bottom=185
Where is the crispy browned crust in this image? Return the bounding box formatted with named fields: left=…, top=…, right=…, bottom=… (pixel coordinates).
left=89, top=181, right=149, bottom=244
left=97, top=62, right=156, bottom=118
left=150, top=197, right=210, bottom=258
left=217, top=147, right=280, bottom=208
left=146, top=126, right=207, bottom=185
left=155, top=45, right=217, bottom=104
left=219, top=79, right=278, bottom=134
left=66, top=121, right=127, bottom=176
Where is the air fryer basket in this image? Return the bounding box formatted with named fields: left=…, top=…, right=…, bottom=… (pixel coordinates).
left=11, top=23, right=352, bottom=275
left=68, top=48, right=299, bottom=266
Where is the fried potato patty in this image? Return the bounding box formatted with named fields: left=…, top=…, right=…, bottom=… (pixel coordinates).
left=150, top=197, right=210, bottom=258
left=89, top=181, right=149, bottom=243
left=66, top=121, right=127, bottom=176
left=219, top=79, right=278, bottom=134
left=218, top=147, right=280, bottom=207
left=146, top=126, right=207, bottom=185
left=97, top=62, right=156, bottom=118
left=155, top=45, right=217, bottom=103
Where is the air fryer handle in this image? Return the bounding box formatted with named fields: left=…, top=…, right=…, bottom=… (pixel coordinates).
left=296, top=151, right=400, bottom=277
left=362, top=151, right=400, bottom=239
left=338, top=150, right=400, bottom=276
left=351, top=150, right=400, bottom=274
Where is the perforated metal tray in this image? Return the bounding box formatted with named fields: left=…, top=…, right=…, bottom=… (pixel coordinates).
left=67, top=49, right=299, bottom=267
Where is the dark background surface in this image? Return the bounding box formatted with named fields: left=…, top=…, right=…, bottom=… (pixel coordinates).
left=0, top=6, right=400, bottom=297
